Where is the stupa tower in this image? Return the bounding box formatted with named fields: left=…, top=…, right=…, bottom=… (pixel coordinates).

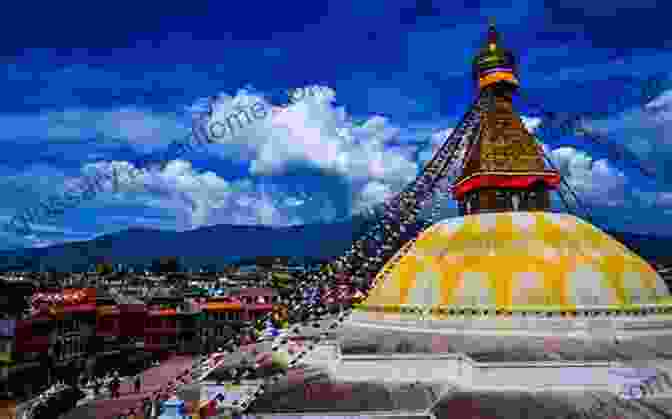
left=453, top=21, right=561, bottom=215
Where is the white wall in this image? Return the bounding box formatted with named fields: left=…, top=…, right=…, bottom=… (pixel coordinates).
left=335, top=353, right=624, bottom=393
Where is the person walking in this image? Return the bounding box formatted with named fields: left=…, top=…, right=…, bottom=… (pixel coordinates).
left=111, top=376, right=121, bottom=399
left=133, top=374, right=141, bottom=394
left=93, top=378, right=101, bottom=397
left=142, top=397, right=151, bottom=419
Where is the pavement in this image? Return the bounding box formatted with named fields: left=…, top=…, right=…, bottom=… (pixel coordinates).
left=55, top=313, right=672, bottom=418
left=12, top=384, right=70, bottom=419
left=60, top=355, right=194, bottom=419
left=248, top=369, right=445, bottom=414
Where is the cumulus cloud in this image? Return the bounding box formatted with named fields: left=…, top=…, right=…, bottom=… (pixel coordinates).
left=418, top=128, right=453, bottom=164
left=548, top=147, right=628, bottom=206
left=192, top=86, right=420, bottom=218
left=574, top=88, right=672, bottom=182
left=200, top=88, right=417, bottom=183
left=3, top=85, right=430, bottom=240
left=83, top=159, right=305, bottom=230
left=353, top=181, right=394, bottom=213
left=10, top=82, right=672, bottom=246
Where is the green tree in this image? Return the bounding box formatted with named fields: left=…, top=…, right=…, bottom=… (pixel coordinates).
left=96, top=262, right=114, bottom=275
left=255, top=256, right=276, bottom=269
left=202, top=263, right=219, bottom=274
left=151, top=256, right=181, bottom=274
left=270, top=272, right=292, bottom=289
left=0, top=279, right=33, bottom=317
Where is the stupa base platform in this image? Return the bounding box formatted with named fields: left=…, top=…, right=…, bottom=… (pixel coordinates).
left=348, top=304, right=672, bottom=339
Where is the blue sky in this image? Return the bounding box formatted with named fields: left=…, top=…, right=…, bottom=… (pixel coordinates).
left=1, top=0, right=671, bottom=250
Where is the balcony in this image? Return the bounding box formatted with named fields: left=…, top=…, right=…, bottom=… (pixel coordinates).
left=144, top=336, right=178, bottom=352
left=144, top=317, right=177, bottom=335
left=144, top=327, right=179, bottom=335
left=15, top=336, right=50, bottom=353
left=144, top=343, right=178, bottom=352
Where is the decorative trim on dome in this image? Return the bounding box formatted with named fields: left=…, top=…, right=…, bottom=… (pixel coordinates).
left=453, top=171, right=561, bottom=199
left=353, top=302, right=672, bottom=318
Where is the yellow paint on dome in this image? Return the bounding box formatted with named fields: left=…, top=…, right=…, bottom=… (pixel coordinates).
left=359, top=212, right=668, bottom=313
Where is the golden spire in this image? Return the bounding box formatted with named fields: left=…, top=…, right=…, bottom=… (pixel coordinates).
left=487, top=18, right=498, bottom=50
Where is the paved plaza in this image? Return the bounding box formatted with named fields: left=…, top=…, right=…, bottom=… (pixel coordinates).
left=61, top=355, right=194, bottom=419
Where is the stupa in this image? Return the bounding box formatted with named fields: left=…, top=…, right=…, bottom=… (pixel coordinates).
left=353, top=22, right=670, bottom=321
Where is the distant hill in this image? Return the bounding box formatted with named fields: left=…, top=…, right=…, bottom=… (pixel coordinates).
left=0, top=215, right=671, bottom=272
left=0, top=215, right=374, bottom=272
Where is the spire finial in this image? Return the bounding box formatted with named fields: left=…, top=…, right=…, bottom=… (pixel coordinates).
left=487, top=18, right=499, bottom=45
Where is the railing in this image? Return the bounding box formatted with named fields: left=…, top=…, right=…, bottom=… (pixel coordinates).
left=352, top=302, right=672, bottom=318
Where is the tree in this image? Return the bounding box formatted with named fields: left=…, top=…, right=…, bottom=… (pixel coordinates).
left=96, top=263, right=114, bottom=275
left=270, top=272, right=292, bottom=290
left=0, top=280, right=33, bottom=317
left=151, top=256, right=181, bottom=274
left=255, top=256, right=276, bottom=269
left=203, top=263, right=219, bottom=274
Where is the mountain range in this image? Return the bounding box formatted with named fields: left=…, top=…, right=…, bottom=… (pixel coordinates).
left=0, top=215, right=670, bottom=272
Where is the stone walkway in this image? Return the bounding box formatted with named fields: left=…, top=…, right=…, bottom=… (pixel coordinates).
left=61, top=355, right=193, bottom=419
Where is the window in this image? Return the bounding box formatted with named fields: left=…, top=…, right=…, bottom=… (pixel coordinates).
left=527, top=190, right=537, bottom=210
left=495, top=190, right=509, bottom=209
left=511, top=193, right=520, bottom=210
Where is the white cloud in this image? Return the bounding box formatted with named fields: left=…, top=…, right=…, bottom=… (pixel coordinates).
left=521, top=116, right=543, bottom=132
left=10, top=82, right=672, bottom=247
left=548, top=146, right=627, bottom=205
left=284, top=197, right=305, bottom=207
left=418, top=128, right=453, bottom=163
left=354, top=181, right=394, bottom=213
left=574, top=88, right=672, bottom=181
left=84, top=159, right=306, bottom=230
left=196, top=86, right=419, bottom=216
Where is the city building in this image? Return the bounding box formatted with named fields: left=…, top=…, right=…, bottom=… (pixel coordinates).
left=4, top=310, right=55, bottom=399
left=201, top=296, right=244, bottom=353
left=0, top=268, right=283, bottom=409
left=48, top=288, right=97, bottom=387
left=227, top=288, right=279, bottom=323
